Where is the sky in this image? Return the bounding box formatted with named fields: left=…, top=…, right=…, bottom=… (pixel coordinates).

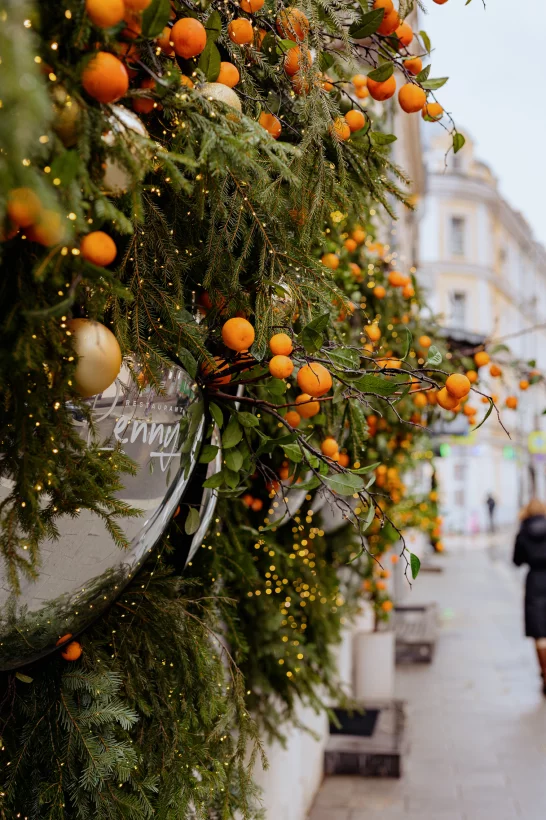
left=421, top=0, right=546, bottom=246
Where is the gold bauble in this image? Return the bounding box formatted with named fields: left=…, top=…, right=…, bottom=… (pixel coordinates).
left=67, top=319, right=122, bottom=397
left=52, top=86, right=81, bottom=148
left=198, top=82, right=242, bottom=112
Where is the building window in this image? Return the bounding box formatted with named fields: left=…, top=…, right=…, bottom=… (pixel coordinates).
left=450, top=216, right=466, bottom=256
left=454, top=488, right=465, bottom=507
left=454, top=462, right=466, bottom=481
left=449, top=291, right=467, bottom=327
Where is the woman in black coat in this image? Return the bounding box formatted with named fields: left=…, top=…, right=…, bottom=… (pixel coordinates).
left=513, top=498, right=546, bottom=693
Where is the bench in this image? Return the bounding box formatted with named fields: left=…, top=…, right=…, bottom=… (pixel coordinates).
left=395, top=603, right=439, bottom=664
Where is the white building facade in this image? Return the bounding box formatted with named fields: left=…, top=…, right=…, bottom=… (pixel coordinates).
left=420, top=130, right=546, bottom=534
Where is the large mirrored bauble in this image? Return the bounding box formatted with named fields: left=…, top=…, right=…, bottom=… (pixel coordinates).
left=186, top=426, right=221, bottom=566
left=0, top=363, right=205, bottom=671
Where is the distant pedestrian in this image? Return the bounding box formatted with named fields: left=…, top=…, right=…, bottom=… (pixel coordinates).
left=513, top=499, right=546, bottom=694
left=486, top=494, right=496, bottom=533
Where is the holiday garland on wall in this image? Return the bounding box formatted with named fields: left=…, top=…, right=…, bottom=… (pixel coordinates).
left=0, top=0, right=540, bottom=816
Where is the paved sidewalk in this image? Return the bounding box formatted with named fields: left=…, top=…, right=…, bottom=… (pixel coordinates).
left=308, top=546, right=546, bottom=820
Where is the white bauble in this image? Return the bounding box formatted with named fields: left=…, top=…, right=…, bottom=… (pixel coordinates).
left=198, top=82, right=242, bottom=112
left=102, top=105, right=149, bottom=195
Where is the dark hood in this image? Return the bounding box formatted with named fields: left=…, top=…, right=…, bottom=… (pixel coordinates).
left=521, top=515, right=546, bottom=540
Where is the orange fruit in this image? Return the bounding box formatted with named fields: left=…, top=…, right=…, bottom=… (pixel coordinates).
left=259, top=111, right=282, bottom=138
left=295, top=393, right=320, bottom=418
left=222, top=317, right=255, bottom=351
left=422, top=101, right=444, bottom=121
left=352, top=74, right=368, bottom=88
left=463, top=404, right=476, bottom=417
left=284, top=46, right=311, bottom=76
left=157, top=26, right=175, bottom=56
left=481, top=396, right=490, bottom=405
left=373, top=285, right=386, bottom=299
left=7, top=187, right=42, bottom=228
left=321, top=252, right=339, bottom=270
left=269, top=354, right=294, bottom=379
left=437, top=387, right=459, bottom=411
left=242, top=493, right=254, bottom=507
left=240, top=0, right=264, bottom=10
left=350, top=263, right=362, bottom=278
left=80, top=231, right=117, bottom=266
left=171, top=18, right=207, bottom=58
left=345, top=109, right=366, bottom=132
left=133, top=77, right=156, bottom=114
left=445, top=373, right=471, bottom=399
left=506, top=396, right=518, bottom=409
left=319, top=73, right=334, bottom=91
left=489, top=363, right=502, bottom=377
left=418, top=335, right=431, bottom=349
left=413, top=392, right=427, bottom=409
left=85, top=0, right=125, bottom=28
left=290, top=73, right=310, bottom=96
left=402, top=284, right=415, bottom=298
left=404, top=56, right=422, bottom=75
left=321, top=437, right=339, bottom=457
left=270, top=333, right=293, bottom=355
left=297, top=362, right=332, bottom=397
left=388, top=270, right=409, bottom=287
left=276, top=8, right=309, bottom=42
left=26, top=210, right=65, bottom=246
left=427, top=390, right=438, bottom=405
left=398, top=83, right=426, bottom=113
left=474, top=350, right=490, bottom=367
left=355, top=86, right=369, bottom=99
left=201, top=356, right=231, bottom=386
left=56, top=633, right=73, bottom=646
left=344, top=238, right=357, bottom=252
left=373, top=0, right=394, bottom=12
left=365, top=324, right=381, bottom=342
left=285, top=410, right=301, bottom=428
left=377, top=9, right=400, bottom=35
left=180, top=74, right=194, bottom=89
left=367, top=75, right=396, bottom=101
left=82, top=52, right=129, bottom=103
left=332, top=116, right=350, bottom=140
left=466, top=370, right=478, bottom=384
left=519, top=379, right=529, bottom=390
left=251, top=498, right=263, bottom=511
left=217, top=62, right=240, bottom=88
left=228, top=18, right=254, bottom=44
left=61, top=641, right=83, bottom=661
left=338, top=452, right=350, bottom=467
left=391, top=554, right=399, bottom=564
left=124, top=0, right=151, bottom=8
left=395, top=21, right=413, bottom=48
left=352, top=228, right=366, bottom=244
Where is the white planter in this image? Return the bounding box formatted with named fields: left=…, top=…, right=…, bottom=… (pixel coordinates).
left=353, top=631, right=395, bottom=701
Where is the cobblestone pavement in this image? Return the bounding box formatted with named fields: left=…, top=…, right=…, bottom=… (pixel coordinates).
left=308, top=544, right=546, bottom=820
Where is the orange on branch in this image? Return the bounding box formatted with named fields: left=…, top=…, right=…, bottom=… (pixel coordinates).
left=251, top=498, right=263, bottom=511
left=297, top=362, right=332, bottom=397
left=474, top=350, right=490, bottom=367
left=321, top=437, right=339, bottom=457
left=61, top=641, right=83, bottom=661
left=276, top=8, right=309, bottom=42
left=519, top=379, right=529, bottom=390
left=201, top=356, right=232, bottom=386
left=466, top=370, right=478, bottom=384
left=157, top=26, right=175, bottom=55
left=398, top=83, right=427, bottom=113
left=437, top=387, right=459, bottom=411
left=217, top=62, right=240, bottom=88
left=373, top=285, right=386, bottom=299
left=445, top=373, right=471, bottom=399
left=269, top=355, right=294, bottom=379
left=180, top=74, right=194, bottom=88
left=423, top=101, right=444, bottom=121
left=240, top=0, right=264, bottom=10
left=80, top=231, right=117, bottom=266
left=402, top=284, right=415, bottom=298
left=82, top=52, right=129, bottom=103
left=365, top=323, right=381, bottom=342
left=332, top=117, right=350, bottom=141
left=506, top=396, right=518, bottom=409
left=295, top=393, right=320, bottom=418
left=368, top=75, right=396, bottom=101
left=124, top=0, right=151, bottom=9
left=355, top=86, right=369, bottom=99
left=7, top=187, right=42, bottom=228
left=284, top=46, right=311, bottom=76
left=171, top=17, right=207, bottom=58
left=222, top=317, right=255, bottom=351
left=352, top=228, right=366, bottom=244
left=350, top=263, right=362, bottom=278
left=321, top=252, right=339, bottom=270
left=344, top=237, right=357, bottom=252
left=85, top=0, right=125, bottom=28
left=259, top=111, right=282, bottom=138
left=269, top=333, right=293, bottom=355
left=489, top=363, right=502, bottom=377
left=418, top=335, right=431, bottom=349
left=352, top=74, right=368, bottom=88
left=133, top=77, right=156, bottom=114
left=338, top=452, right=350, bottom=467
left=377, top=9, right=400, bottom=36
left=345, top=109, right=366, bottom=133
left=242, top=493, right=254, bottom=507
left=388, top=270, right=409, bottom=287
left=413, top=392, right=428, bottom=409
left=285, top=410, right=301, bottom=428
left=463, top=404, right=477, bottom=417
left=395, top=21, right=413, bottom=48
left=373, top=0, right=394, bottom=12
left=404, top=57, right=422, bottom=75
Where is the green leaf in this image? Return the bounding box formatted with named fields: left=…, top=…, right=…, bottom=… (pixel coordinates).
left=261, top=31, right=279, bottom=65
left=426, top=346, right=443, bottom=366
left=141, top=0, right=171, bottom=38
left=473, top=397, right=494, bottom=432
left=209, top=402, right=223, bottom=428
left=452, top=132, right=466, bottom=153
left=415, top=65, right=431, bottom=83
left=225, top=449, right=243, bottom=472
left=421, top=77, right=448, bottom=90
left=367, top=63, right=394, bottom=83
left=323, top=472, right=364, bottom=496
left=282, top=443, right=303, bottom=463
left=352, top=461, right=380, bottom=475
left=306, top=313, right=330, bottom=333
left=353, top=374, right=404, bottom=396
left=237, top=411, right=260, bottom=428
left=15, top=672, right=33, bottom=683
left=320, top=52, right=334, bottom=72
left=277, top=38, right=299, bottom=53
left=199, top=444, right=219, bottom=464
left=203, top=471, right=224, bottom=489
left=266, top=378, right=287, bottom=396
left=419, top=30, right=431, bottom=53
left=349, top=8, right=385, bottom=39
left=50, top=150, right=81, bottom=186
left=370, top=132, right=397, bottom=146
left=198, top=40, right=221, bottom=82
left=223, top=467, right=240, bottom=489
left=410, top=552, right=421, bottom=580
left=178, top=347, right=198, bottom=378
left=401, top=328, right=413, bottom=361
left=329, top=348, right=360, bottom=370
left=290, top=475, right=320, bottom=491
left=489, top=343, right=510, bottom=355
left=205, top=10, right=222, bottom=41
left=185, top=507, right=200, bottom=535
left=222, top=418, right=243, bottom=449
left=300, top=326, right=323, bottom=354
